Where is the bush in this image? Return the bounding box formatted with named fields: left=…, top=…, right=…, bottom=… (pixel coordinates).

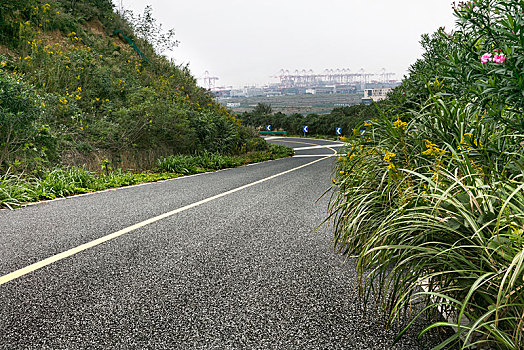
left=328, top=1, right=524, bottom=348
left=0, top=70, right=57, bottom=170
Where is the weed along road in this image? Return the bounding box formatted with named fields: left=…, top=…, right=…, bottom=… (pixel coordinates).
left=1, top=138, right=430, bottom=349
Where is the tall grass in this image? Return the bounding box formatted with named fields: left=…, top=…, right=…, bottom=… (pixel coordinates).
left=328, top=98, right=523, bottom=349
left=156, top=144, right=293, bottom=173
left=156, top=152, right=243, bottom=174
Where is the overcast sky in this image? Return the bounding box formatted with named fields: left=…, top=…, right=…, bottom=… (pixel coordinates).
left=113, top=1, right=456, bottom=88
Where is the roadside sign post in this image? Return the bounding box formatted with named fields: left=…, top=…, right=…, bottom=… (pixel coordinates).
left=266, top=125, right=271, bottom=132
left=303, top=125, right=308, bottom=137
left=336, top=127, right=341, bottom=141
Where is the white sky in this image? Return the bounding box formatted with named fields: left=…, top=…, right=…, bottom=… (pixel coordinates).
left=113, top=1, right=456, bottom=88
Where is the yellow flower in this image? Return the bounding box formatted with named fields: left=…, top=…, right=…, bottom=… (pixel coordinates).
left=422, top=139, right=448, bottom=157
left=339, top=170, right=345, bottom=175
left=0, top=61, right=6, bottom=67
left=392, top=117, right=407, bottom=129
left=384, top=151, right=396, bottom=162
left=363, top=121, right=372, bottom=127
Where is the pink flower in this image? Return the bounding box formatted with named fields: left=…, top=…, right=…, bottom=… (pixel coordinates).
left=493, top=53, right=506, bottom=63
left=481, top=53, right=492, bottom=63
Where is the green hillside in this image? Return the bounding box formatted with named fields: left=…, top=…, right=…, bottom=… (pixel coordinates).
left=0, top=0, right=267, bottom=173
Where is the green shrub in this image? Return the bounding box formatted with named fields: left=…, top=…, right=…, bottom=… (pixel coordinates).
left=0, top=70, right=58, bottom=171
left=328, top=1, right=524, bottom=348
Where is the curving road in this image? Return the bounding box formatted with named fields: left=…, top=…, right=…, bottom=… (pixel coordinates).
left=0, top=137, right=433, bottom=349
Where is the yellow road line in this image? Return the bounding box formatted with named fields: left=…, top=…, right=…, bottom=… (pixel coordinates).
left=0, top=144, right=335, bottom=287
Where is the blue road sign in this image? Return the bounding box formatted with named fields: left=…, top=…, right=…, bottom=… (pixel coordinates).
left=360, top=130, right=365, bottom=135
left=336, top=127, right=342, bottom=135
left=303, top=126, right=309, bottom=133
left=266, top=125, right=271, bottom=131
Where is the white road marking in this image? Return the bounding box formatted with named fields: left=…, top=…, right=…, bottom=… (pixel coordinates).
left=0, top=150, right=335, bottom=287
left=293, top=144, right=345, bottom=151
left=293, top=154, right=339, bottom=157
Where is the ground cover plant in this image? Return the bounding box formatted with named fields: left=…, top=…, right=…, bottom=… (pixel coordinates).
left=328, top=1, right=523, bottom=349
left=0, top=144, right=293, bottom=209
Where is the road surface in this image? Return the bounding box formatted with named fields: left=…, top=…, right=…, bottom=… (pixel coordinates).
left=0, top=137, right=434, bottom=349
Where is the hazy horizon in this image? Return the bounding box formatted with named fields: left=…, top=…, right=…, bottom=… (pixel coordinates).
left=113, top=1, right=456, bottom=88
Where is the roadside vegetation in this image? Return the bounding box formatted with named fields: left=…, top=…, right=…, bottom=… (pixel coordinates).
left=328, top=1, right=523, bottom=349
left=0, top=144, right=292, bottom=209
left=239, top=102, right=379, bottom=137
left=0, top=0, right=292, bottom=208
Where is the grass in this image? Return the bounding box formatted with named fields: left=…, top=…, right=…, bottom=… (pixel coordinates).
left=327, top=98, right=523, bottom=349
left=0, top=144, right=293, bottom=209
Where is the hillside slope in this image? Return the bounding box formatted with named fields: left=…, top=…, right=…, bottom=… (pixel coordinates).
left=0, top=0, right=263, bottom=172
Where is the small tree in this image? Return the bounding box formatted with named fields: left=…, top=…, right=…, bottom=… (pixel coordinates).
left=120, top=5, right=179, bottom=55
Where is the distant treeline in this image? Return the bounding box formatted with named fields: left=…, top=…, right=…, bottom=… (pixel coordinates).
left=238, top=103, right=380, bottom=136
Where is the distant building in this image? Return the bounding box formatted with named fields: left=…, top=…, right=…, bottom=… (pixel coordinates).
left=337, top=85, right=357, bottom=94
left=361, top=88, right=392, bottom=104
left=265, top=90, right=282, bottom=97
left=230, top=89, right=247, bottom=98
left=306, top=86, right=336, bottom=95
left=245, top=87, right=265, bottom=97
left=226, top=102, right=241, bottom=108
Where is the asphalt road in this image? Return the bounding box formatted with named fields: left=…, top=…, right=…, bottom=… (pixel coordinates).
left=0, top=137, right=434, bottom=349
